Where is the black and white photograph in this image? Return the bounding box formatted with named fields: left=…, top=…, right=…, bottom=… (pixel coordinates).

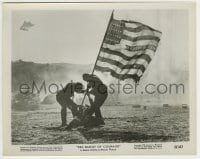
left=2, top=2, right=196, bottom=155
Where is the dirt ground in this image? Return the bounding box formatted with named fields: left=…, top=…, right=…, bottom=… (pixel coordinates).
left=11, top=103, right=189, bottom=145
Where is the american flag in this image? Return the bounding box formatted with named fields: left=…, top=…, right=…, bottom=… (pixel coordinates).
left=94, top=13, right=162, bottom=83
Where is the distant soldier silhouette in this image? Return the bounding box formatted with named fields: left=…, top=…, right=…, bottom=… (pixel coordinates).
left=56, top=82, right=84, bottom=127
left=82, top=73, right=108, bottom=126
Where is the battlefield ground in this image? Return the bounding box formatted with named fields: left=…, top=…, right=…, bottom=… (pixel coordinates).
left=11, top=102, right=189, bottom=145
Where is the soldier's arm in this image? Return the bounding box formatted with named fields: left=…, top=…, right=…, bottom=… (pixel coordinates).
left=87, top=93, right=94, bottom=106
left=66, top=98, right=78, bottom=110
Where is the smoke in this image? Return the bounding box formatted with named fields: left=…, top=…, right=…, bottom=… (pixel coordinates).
left=94, top=71, right=117, bottom=86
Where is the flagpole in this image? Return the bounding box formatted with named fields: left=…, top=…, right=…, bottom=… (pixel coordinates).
left=91, top=10, right=114, bottom=74
left=81, top=10, right=114, bottom=106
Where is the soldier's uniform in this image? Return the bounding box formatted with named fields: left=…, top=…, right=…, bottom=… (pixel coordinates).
left=56, top=83, right=82, bottom=126
left=83, top=74, right=108, bottom=125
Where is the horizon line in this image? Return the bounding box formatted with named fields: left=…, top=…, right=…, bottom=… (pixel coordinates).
left=12, top=59, right=94, bottom=66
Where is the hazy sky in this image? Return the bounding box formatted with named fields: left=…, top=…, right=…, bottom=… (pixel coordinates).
left=12, top=9, right=188, bottom=71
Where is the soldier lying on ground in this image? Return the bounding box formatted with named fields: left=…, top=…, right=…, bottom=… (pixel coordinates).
left=67, top=74, right=108, bottom=129
left=66, top=104, right=106, bottom=129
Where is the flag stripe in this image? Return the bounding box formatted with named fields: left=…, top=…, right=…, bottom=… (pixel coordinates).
left=122, top=20, right=162, bottom=33
left=122, top=35, right=160, bottom=43
left=124, top=25, right=161, bottom=33
left=123, top=21, right=139, bottom=28
left=125, top=44, right=157, bottom=52
left=96, top=60, right=143, bottom=77
left=96, top=60, right=142, bottom=75
left=99, top=52, right=149, bottom=68
left=101, top=47, right=152, bottom=63
left=98, top=56, right=146, bottom=72
left=123, top=30, right=161, bottom=39
left=103, top=43, right=156, bottom=61
left=120, top=39, right=159, bottom=49
left=95, top=65, right=141, bottom=81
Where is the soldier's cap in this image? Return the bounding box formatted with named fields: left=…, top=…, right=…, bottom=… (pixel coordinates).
left=82, top=73, right=90, bottom=80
